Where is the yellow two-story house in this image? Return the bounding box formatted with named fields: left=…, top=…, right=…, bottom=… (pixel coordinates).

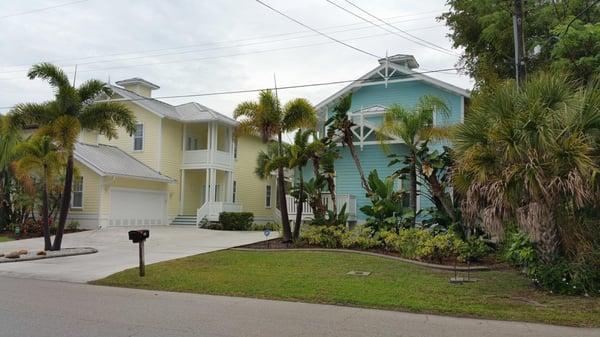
left=69, top=78, right=278, bottom=229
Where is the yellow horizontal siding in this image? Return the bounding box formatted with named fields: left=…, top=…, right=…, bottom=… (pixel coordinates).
left=72, top=162, right=101, bottom=214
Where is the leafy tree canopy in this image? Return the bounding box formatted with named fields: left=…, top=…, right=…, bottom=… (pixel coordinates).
left=440, top=0, right=600, bottom=87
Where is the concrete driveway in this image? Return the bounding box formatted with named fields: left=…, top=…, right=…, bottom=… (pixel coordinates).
left=0, top=226, right=269, bottom=283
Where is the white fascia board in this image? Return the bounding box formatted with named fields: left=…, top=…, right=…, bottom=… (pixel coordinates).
left=315, top=65, right=384, bottom=111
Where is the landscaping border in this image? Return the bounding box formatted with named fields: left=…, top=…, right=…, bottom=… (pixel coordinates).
left=230, top=247, right=497, bottom=272
left=0, top=247, right=98, bottom=264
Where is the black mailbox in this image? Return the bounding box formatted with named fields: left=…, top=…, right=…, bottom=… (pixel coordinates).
left=128, top=229, right=150, bottom=243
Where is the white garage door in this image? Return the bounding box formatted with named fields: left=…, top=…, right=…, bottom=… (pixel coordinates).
left=109, top=188, right=167, bottom=226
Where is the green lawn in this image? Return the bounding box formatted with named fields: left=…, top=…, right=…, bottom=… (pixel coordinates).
left=92, top=250, right=600, bottom=327
left=0, top=235, right=13, bottom=242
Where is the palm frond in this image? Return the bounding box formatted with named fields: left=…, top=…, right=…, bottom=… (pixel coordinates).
left=282, top=98, right=316, bottom=131
left=78, top=79, right=111, bottom=102
left=27, top=63, right=71, bottom=89
left=79, top=101, right=136, bottom=138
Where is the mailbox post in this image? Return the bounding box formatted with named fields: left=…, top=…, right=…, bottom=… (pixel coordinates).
left=128, top=230, right=150, bottom=277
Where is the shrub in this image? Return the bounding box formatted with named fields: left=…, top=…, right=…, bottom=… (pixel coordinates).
left=459, top=236, right=491, bottom=262
left=382, top=228, right=432, bottom=259
left=301, top=225, right=344, bottom=248
left=218, top=212, right=254, bottom=230
left=502, top=231, right=537, bottom=268
left=67, top=220, right=80, bottom=232
left=416, top=232, right=464, bottom=263
left=250, top=222, right=281, bottom=231
left=340, top=226, right=381, bottom=250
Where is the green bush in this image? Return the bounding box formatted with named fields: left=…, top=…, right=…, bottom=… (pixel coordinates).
left=250, top=222, right=281, bottom=231
left=301, top=225, right=344, bottom=248
left=218, top=212, right=254, bottom=231
left=459, top=236, right=491, bottom=262
left=502, top=231, right=537, bottom=268
left=67, top=220, right=80, bottom=232
left=381, top=228, right=432, bottom=259
left=340, top=226, right=381, bottom=250
left=416, top=232, right=464, bottom=263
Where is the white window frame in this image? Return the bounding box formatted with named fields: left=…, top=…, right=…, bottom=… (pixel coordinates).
left=71, top=176, right=84, bottom=209
left=133, top=123, right=144, bottom=151
left=232, top=181, right=237, bottom=203
left=265, top=185, right=272, bottom=208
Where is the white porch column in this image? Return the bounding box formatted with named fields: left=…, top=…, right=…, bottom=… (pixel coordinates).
left=182, top=124, right=187, bottom=151
left=179, top=169, right=185, bottom=214
left=210, top=168, right=217, bottom=202
left=226, top=171, right=233, bottom=203
left=204, top=168, right=210, bottom=203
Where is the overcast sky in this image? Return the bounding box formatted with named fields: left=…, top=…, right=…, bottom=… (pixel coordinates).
left=0, top=0, right=473, bottom=118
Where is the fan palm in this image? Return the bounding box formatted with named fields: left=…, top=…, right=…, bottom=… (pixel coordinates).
left=379, top=95, right=450, bottom=225
left=7, top=63, right=136, bottom=250
left=15, top=135, right=64, bottom=250
left=234, top=90, right=316, bottom=242
left=453, top=72, right=600, bottom=260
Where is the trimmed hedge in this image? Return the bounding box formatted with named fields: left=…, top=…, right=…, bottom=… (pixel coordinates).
left=218, top=212, right=254, bottom=230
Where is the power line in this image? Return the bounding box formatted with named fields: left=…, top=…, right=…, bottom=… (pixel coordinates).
left=0, top=0, right=91, bottom=19
left=255, top=0, right=381, bottom=59
left=1, top=11, right=440, bottom=71
left=0, top=20, right=444, bottom=76
left=343, top=0, right=458, bottom=55
left=326, top=0, right=455, bottom=56
left=0, top=28, right=431, bottom=81
left=0, top=67, right=464, bottom=110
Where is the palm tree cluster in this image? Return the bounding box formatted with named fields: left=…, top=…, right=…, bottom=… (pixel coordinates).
left=6, top=63, right=136, bottom=250
left=453, top=73, right=600, bottom=261
left=234, top=90, right=316, bottom=242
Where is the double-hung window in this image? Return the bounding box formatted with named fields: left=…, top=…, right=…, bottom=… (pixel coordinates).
left=265, top=185, right=272, bottom=208
left=72, top=176, right=83, bottom=209
left=133, top=123, right=144, bottom=151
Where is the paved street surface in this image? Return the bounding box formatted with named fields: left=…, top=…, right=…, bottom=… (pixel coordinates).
left=0, top=276, right=597, bottom=337
left=0, top=226, right=269, bottom=282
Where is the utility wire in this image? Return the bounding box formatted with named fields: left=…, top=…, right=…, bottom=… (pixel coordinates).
left=255, top=0, right=381, bottom=59
left=1, top=11, right=440, bottom=70
left=0, top=0, right=91, bottom=19
left=326, top=0, right=455, bottom=56
left=0, top=67, right=464, bottom=110
left=343, top=0, right=458, bottom=55
left=0, top=29, right=417, bottom=81
left=0, top=21, right=443, bottom=76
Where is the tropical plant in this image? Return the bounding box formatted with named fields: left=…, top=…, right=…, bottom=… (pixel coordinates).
left=379, top=95, right=450, bottom=226
left=15, top=135, right=64, bottom=250
left=234, top=90, right=316, bottom=242
left=453, top=72, right=600, bottom=262
left=288, top=129, right=314, bottom=240
left=325, top=94, right=372, bottom=194
left=360, top=170, right=413, bottom=232
left=7, top=63, right=136, bottom=250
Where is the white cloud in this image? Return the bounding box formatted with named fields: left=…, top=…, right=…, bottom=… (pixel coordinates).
left=0, top=0, right=473, bottom=115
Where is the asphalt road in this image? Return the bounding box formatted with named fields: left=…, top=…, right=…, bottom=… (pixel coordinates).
left=0, top=276, right=597, bottom=337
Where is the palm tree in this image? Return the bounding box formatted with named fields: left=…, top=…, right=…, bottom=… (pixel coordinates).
left=378, top=95, right=450, bottom=225
left=7, top=63, right=136, bottom=250
left=15, top=135, right=63, bottom=250
left=0, top=117, right=23, bottom=228
left=288, top=130, right=314, bottom=240
left=453, top=73, right=600, bottom=261
left=326, top=94, right=372, bottom=195
left=234, top=90, right=316, bottom=242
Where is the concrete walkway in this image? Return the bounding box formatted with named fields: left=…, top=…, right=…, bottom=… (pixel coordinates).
left=0, top=276, right=597, bottom=337
left=0, top=226, right=269, bottom=283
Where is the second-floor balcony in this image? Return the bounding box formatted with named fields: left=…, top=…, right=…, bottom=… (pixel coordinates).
left=181, top=121, right=235, bottom=169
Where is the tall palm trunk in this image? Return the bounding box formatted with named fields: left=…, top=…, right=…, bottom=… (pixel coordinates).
left=310, top=157, right=325, bottom=219
left=41, top=165, right=52, bottom=251
left=52, top=152, right=73, bottom=251
left=344, top=133, right=372, bottom=195
left=409, top=152, right=418, bottom=227
left=325, top=176, right=337, bottom=219
left=277, top=132, right=292, bottom=242
left=293, top=167, right=304, bottom=241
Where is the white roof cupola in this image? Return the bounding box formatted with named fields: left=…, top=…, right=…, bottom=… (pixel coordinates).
left=115, top=78, right=160, bottom=98
left=378, top=54, right=419, bottom=69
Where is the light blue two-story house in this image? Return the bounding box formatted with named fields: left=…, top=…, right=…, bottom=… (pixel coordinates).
left=284, top=54, right=469, bottom=224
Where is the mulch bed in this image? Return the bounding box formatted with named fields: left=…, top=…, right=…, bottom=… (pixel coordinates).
left=237, top=238, right=504, bottom=271
left=0, top=247, right=98, bottom=263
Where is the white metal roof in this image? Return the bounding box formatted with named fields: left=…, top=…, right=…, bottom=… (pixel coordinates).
left=109, top=86, right=237, bottom=125
left=74, top=142, right=174, bottom=183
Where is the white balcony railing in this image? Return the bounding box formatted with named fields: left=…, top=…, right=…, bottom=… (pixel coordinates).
left=183, top=149, right=233, bottom=168
left=196, top=201, right=243, bottom=225
left=285, top=193, right=357, bottom=222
